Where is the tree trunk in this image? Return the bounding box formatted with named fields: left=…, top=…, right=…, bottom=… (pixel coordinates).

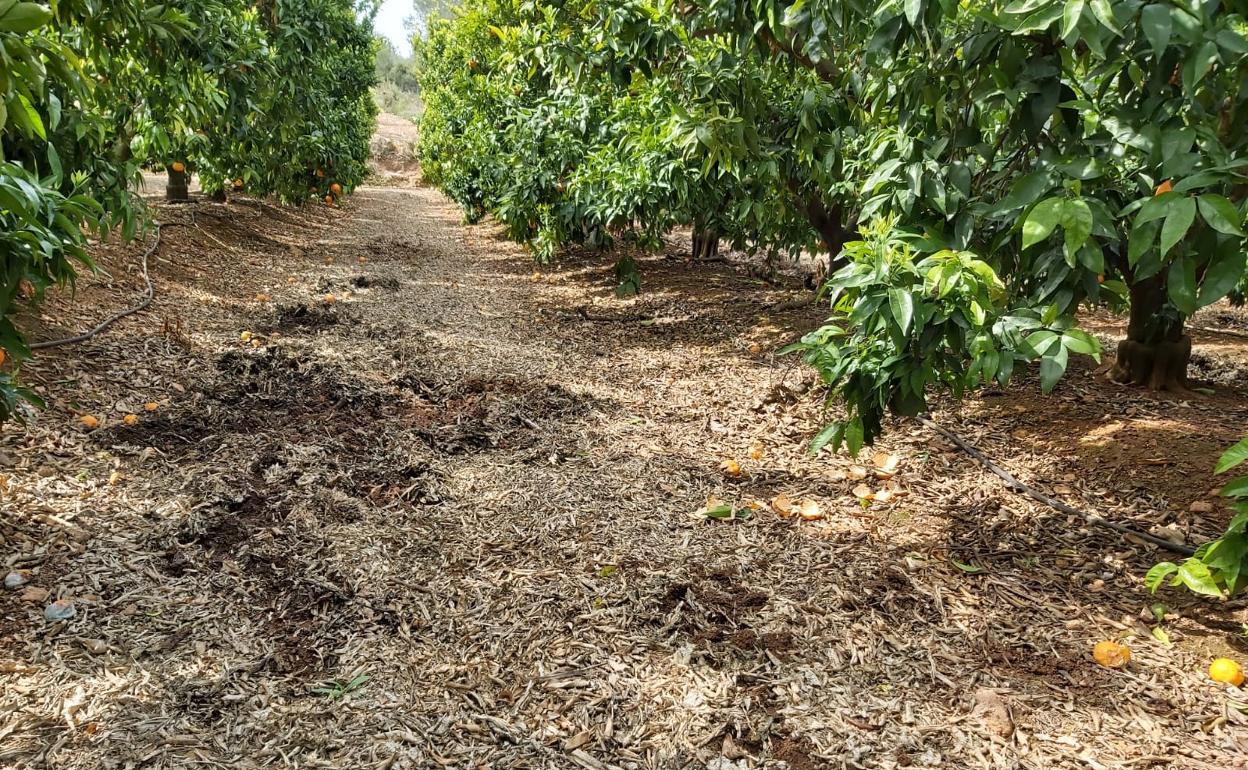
left=785, top=178, right=855, bottom=260
left=166, top=165, right=190, bottom=203
left=691, top=226, right=719, bottom=261
left=1106, top=275, right=1192, bottom=392
left=207, top=189, right=227, bottom=203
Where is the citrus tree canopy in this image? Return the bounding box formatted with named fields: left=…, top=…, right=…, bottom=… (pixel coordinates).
left=416, top=0, right=1248, bottom=450
left=0, top=0, right=378, bottom=421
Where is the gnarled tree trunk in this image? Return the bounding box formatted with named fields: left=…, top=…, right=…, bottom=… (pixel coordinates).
left=1106, top=275, right=1192, bottom=392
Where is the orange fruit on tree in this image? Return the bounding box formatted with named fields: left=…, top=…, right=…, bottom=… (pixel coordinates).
left=315, top=168, right=326, bottom=178
left=330, top=183, right=342, bottom=195
left=1092, top=640, right=1131, bottom=668
left=1155, top=179, right=1173, bottom=196
left=0, top=348, right=6, bottom=367
left=171, top=161, right=185, bottom=173
left=1209, top=658, right=1245, bottom=687
left=80, top=415, right=100, bottom=430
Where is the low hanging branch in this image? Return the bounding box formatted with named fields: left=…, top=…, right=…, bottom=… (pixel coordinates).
left=915, top=413, right=1198, bottom=556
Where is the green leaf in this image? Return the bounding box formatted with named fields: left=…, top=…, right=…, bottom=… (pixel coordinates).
left=16, top=94, right=46, bottom=141
left=1061, top=198, right=1093, bottom=252
left=1196, top=194, right=1244, bottom=236
left=703, top=503, right=735, bottom=520
left=1182, top=40, right=1219, bottom=94
left=1158, top=196, right=1196, bottom=258
left=1176, top=559, right=1224, bottom=598
left=1216, top=438, right=1248, bottom=474
left=1196, top=247, right=1246, bottom=308
left=1127, top=219, right=1159, bottom=266
left=1025, top=329, right=1060, bottom=356
left=810, top=421, right=843, bottom=454
left=0, top=2, right=52, bottom=33
left=993, top=170, right=1051, bottom=213
left=952, top=560, right=986, bottom=574
left=888, top=288, right=914, bottom=334
left=1145, top=562, right=1179, bottom=593
left=1039, top=345, right=1068, bottom=393
left=1166, top=256, right=1198, bottom=314
left=1135, top=192, right=1179, bottom=225
left=1151, top=625, right=1172, bottom=646
left=1022, top=197, right=1064, bottom=249
left=1061, top=329, right=1099, bottom=357
left=1060, top=0, right=1084, bottom=39
left=1220, top=476, right=1248, bottom=498
left=904, top=0, right=923, bottom=25
left=1088, top=0, right=1121, bottom=34
left=1140, top=4, right=1172, bottom=53
left=845, top=416, right=865, bottom=457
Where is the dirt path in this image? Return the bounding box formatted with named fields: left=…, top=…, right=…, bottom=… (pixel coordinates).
left=2, top=181, right=1247, bottom=770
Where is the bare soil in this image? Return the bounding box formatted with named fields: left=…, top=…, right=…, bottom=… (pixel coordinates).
left=2, top=137, right=1247, bottom=768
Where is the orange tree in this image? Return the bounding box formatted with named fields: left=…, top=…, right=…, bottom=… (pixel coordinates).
left=0, top=0, right=377, bottom=422
left=419, top=0, right=1248, bottom=442
left=233, top=0, right=378, bottom=202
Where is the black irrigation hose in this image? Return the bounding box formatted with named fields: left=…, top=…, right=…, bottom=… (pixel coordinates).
left=915, top=413, right=1199, bottom=556
left=30, top=221, right=171, bottom=351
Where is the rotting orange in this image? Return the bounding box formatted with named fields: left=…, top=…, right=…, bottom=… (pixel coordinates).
left=144, top=402, right=159, bottom=412
left=1155, top=179, right=1173, bottom=196
left=324, top=293, right=337, bottom=304
left=239, top=331, right=253, bottom=342
left=719, top=458, right=742, bottom=477
left=324, top=195, right=334, bottom=206
left=80, top=415, right=100, bottom=430
left=1092, top=640, right=1131, bottom=668
left=1210, top=658, right=1245, bottom=687
left=123, top=414, right=139, bottom=426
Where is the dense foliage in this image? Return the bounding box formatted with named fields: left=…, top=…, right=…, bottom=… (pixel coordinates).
left=417, top=0, right=1248, bottom=449
left=0, top=0, right=378, bottom=422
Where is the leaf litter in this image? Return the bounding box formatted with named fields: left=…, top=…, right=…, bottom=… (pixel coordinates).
left=0, top=157, right=1246, bottom=769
